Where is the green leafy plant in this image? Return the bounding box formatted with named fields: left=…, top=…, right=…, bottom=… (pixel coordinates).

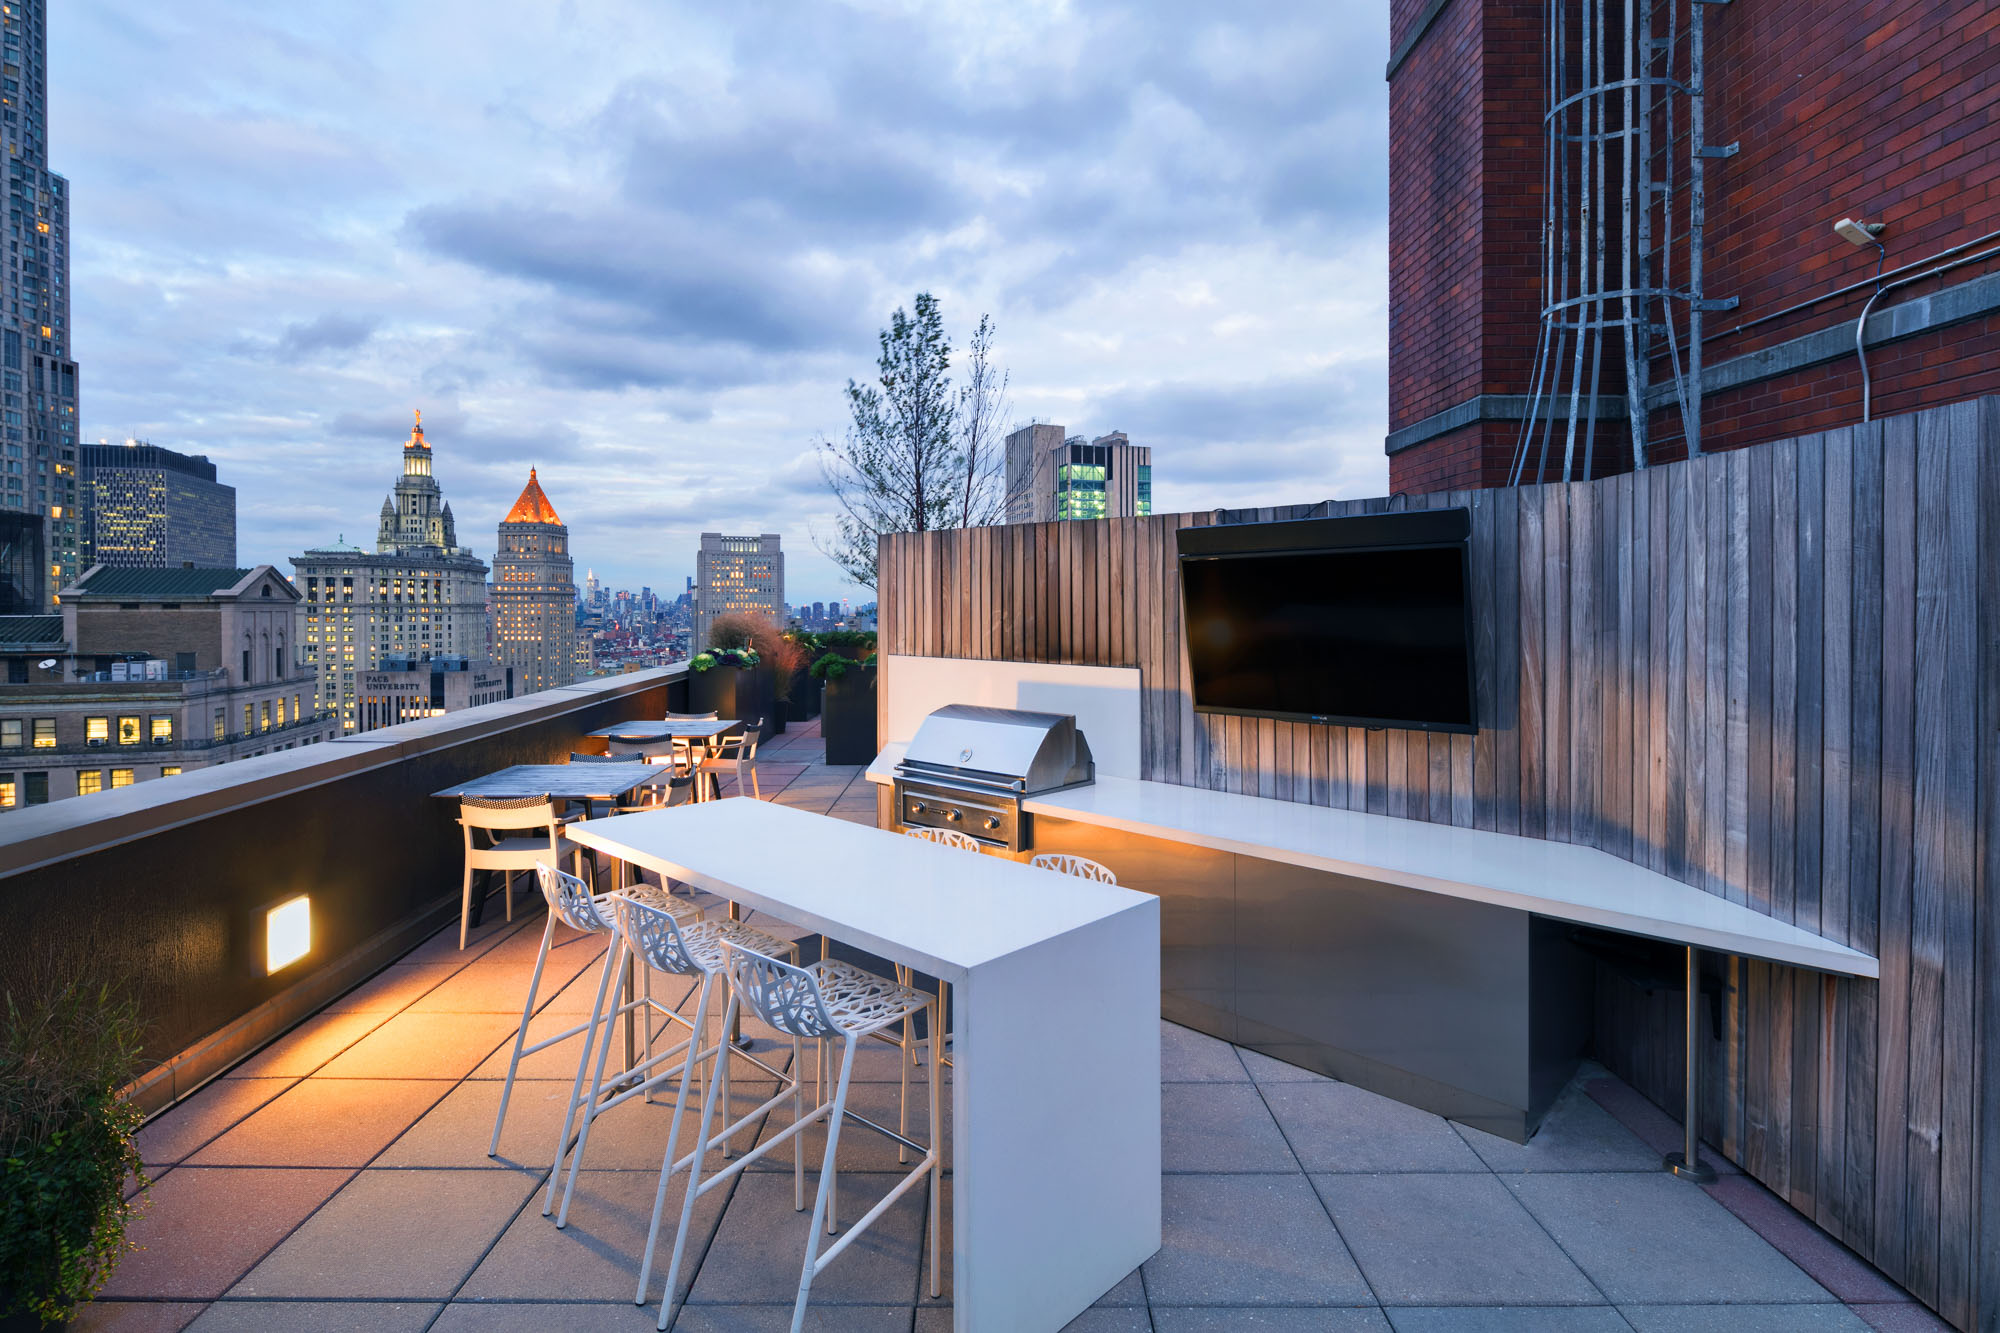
left=808, top=651, right=853, bottom=682
left=690, top=652, right=717, bottom=673
left=819, top=630, right=876, bottom=652
left=809, top=651, right=877, bottom=683
left=0, top=978, right=147, bottom=1326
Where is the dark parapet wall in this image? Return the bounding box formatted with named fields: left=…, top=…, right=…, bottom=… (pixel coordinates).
left=0, top=667, right=685, bottom=1113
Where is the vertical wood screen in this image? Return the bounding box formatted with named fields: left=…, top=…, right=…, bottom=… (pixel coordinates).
left=877, top=396, right=2000, bottom=1331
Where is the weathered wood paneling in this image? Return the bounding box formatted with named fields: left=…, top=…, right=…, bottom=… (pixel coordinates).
left=876, top=398, right=2000, bottom=1331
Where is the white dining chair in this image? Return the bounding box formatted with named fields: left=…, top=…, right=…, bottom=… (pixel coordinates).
left=699, top=718, right=763, bottom=800
left=457, top=796, right=580, bottom=949
left=664, top=711, right=719, bottom=775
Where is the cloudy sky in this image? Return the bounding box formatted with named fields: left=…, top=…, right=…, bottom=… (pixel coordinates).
left=55, top=0, right=1390, bottom=603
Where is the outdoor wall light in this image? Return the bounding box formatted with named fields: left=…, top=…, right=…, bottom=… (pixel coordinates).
left=1833, top=217, right=1886, bottom=248
left=266, top=895, right=311, bottom=974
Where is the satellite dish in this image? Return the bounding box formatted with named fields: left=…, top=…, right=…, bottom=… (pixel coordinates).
left=36, top=659, right=56, bottom=670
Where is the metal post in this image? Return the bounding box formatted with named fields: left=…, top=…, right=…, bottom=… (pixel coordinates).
left=726, top=898, right=755, bottom=1050
left=1664, top=944, right=1717, bottom=1182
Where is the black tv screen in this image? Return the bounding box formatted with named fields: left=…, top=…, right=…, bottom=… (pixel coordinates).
left=1178, top=510, right=1477, bottom=733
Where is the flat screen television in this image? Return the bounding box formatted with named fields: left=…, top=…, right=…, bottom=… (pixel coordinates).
left=1177, top=509, right=1477, bottom=733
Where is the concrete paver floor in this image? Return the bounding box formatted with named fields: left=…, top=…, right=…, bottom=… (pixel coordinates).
left=83, top=722, right=1942, bottom=1333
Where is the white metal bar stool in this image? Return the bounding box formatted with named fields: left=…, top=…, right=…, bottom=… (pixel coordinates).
left=457, top=796, right=582, bottom=949
left=1030, top=852, right=1120, bottom=884
left=552, top=891, right=800, bottom=1228
left=904, top=826, right=982, bottom=852
left=882, top=826, right=984, bottom=1091
left=654, top=944, right=941, bottom=1333
left=488, top=864, right=705, bottom=1158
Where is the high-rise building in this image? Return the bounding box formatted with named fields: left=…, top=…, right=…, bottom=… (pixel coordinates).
left=290, top=413, right=491, bottom=732
left=1003, top=425, right=1152, bottom=523
left=80, top=440, right=235, bottom=569
left=491, top=468, right=577, bottom=695
left=0, top=508, right=44, bottom=613
left=0, top=1, right=80, bottom=600
left=693, top=532, right=782, bottom=649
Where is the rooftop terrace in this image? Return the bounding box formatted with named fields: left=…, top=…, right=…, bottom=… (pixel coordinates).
left=73, top=722, right=1942, bottom=1333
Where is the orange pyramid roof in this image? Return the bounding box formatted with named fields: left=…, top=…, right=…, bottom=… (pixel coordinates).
left=504, top=468, right=562, bottom=525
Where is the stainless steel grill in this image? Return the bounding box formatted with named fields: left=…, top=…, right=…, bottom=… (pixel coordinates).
left=891, top=704, right=1095, bottom=851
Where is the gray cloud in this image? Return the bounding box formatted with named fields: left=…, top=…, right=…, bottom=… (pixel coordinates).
left=61, top=0, right=1390, bottom=601
left=276, top=313, right=378, bottom=361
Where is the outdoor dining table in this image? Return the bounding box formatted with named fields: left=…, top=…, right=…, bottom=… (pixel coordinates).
left=433, top=761, right=686, bottom=1066
left=431, top=762, right=678, bottom=804
left=585, top=718, right=741, bottom=798
left=567, top=797, right=1161, bottom=1332
left=584, top=718, right=741, bottom=746
left=433, top=761, right=676, bottom=923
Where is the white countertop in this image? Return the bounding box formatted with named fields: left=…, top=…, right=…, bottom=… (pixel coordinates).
left=868, top=744, right=1878, bottom=978
left=568, top=798, right=1156, bottom=981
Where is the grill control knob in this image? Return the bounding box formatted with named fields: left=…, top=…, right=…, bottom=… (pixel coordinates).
left=984, top=817, right=1001, bottom=831
left=945, top=809, right=962, bottom=822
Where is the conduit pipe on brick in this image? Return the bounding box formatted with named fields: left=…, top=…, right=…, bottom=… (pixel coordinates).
left=1856, top=239, right=2000, bottom=422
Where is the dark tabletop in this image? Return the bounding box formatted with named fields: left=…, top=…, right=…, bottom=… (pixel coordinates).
left=431, top=763, right=670, bottom=801
left=585, top=718, right=741, bottom=743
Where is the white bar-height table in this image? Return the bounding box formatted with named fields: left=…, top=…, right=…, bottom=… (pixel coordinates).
left=567, top=798, right=1161, bottom=1333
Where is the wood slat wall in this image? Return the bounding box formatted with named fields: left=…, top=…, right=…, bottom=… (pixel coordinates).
left=876, top=397, right=2000, bottom=1332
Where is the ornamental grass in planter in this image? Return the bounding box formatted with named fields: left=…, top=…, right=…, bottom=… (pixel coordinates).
left=783, top=631, right=823, bottom=720
left=0, top=977, right=146, bottom=1331
left=703, top=613, right=782, bottom=740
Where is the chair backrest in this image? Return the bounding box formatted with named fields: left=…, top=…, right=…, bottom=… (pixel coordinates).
left=665, top=711, right=719, bottom=720
left=569, top=752, right=644, bottom=764
left=613, top=892, right=709, bottom=977
left=905, top=826, right=983, bottom=853
left=721, top=940, right=838, bottom=1038
left=538, top=862, right=612, bottom=933
left=712, top=721, right=761, bottom=762
left=1029, top=852, right=1119, bottom=885
left=461, top=794, right=560, bottom=832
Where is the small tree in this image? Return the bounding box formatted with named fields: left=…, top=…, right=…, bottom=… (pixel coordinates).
left=815, top=293, right=1015, bottom=589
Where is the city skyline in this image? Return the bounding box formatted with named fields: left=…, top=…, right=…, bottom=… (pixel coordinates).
left=54, top=1, right=1391, bottom=597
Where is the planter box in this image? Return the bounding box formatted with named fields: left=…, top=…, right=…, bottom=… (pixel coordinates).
left=792, top=677, right=823, bottom=721
left=820, top=666, right=877, bottom=765
left=688, top=664, right=777, bottom=742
